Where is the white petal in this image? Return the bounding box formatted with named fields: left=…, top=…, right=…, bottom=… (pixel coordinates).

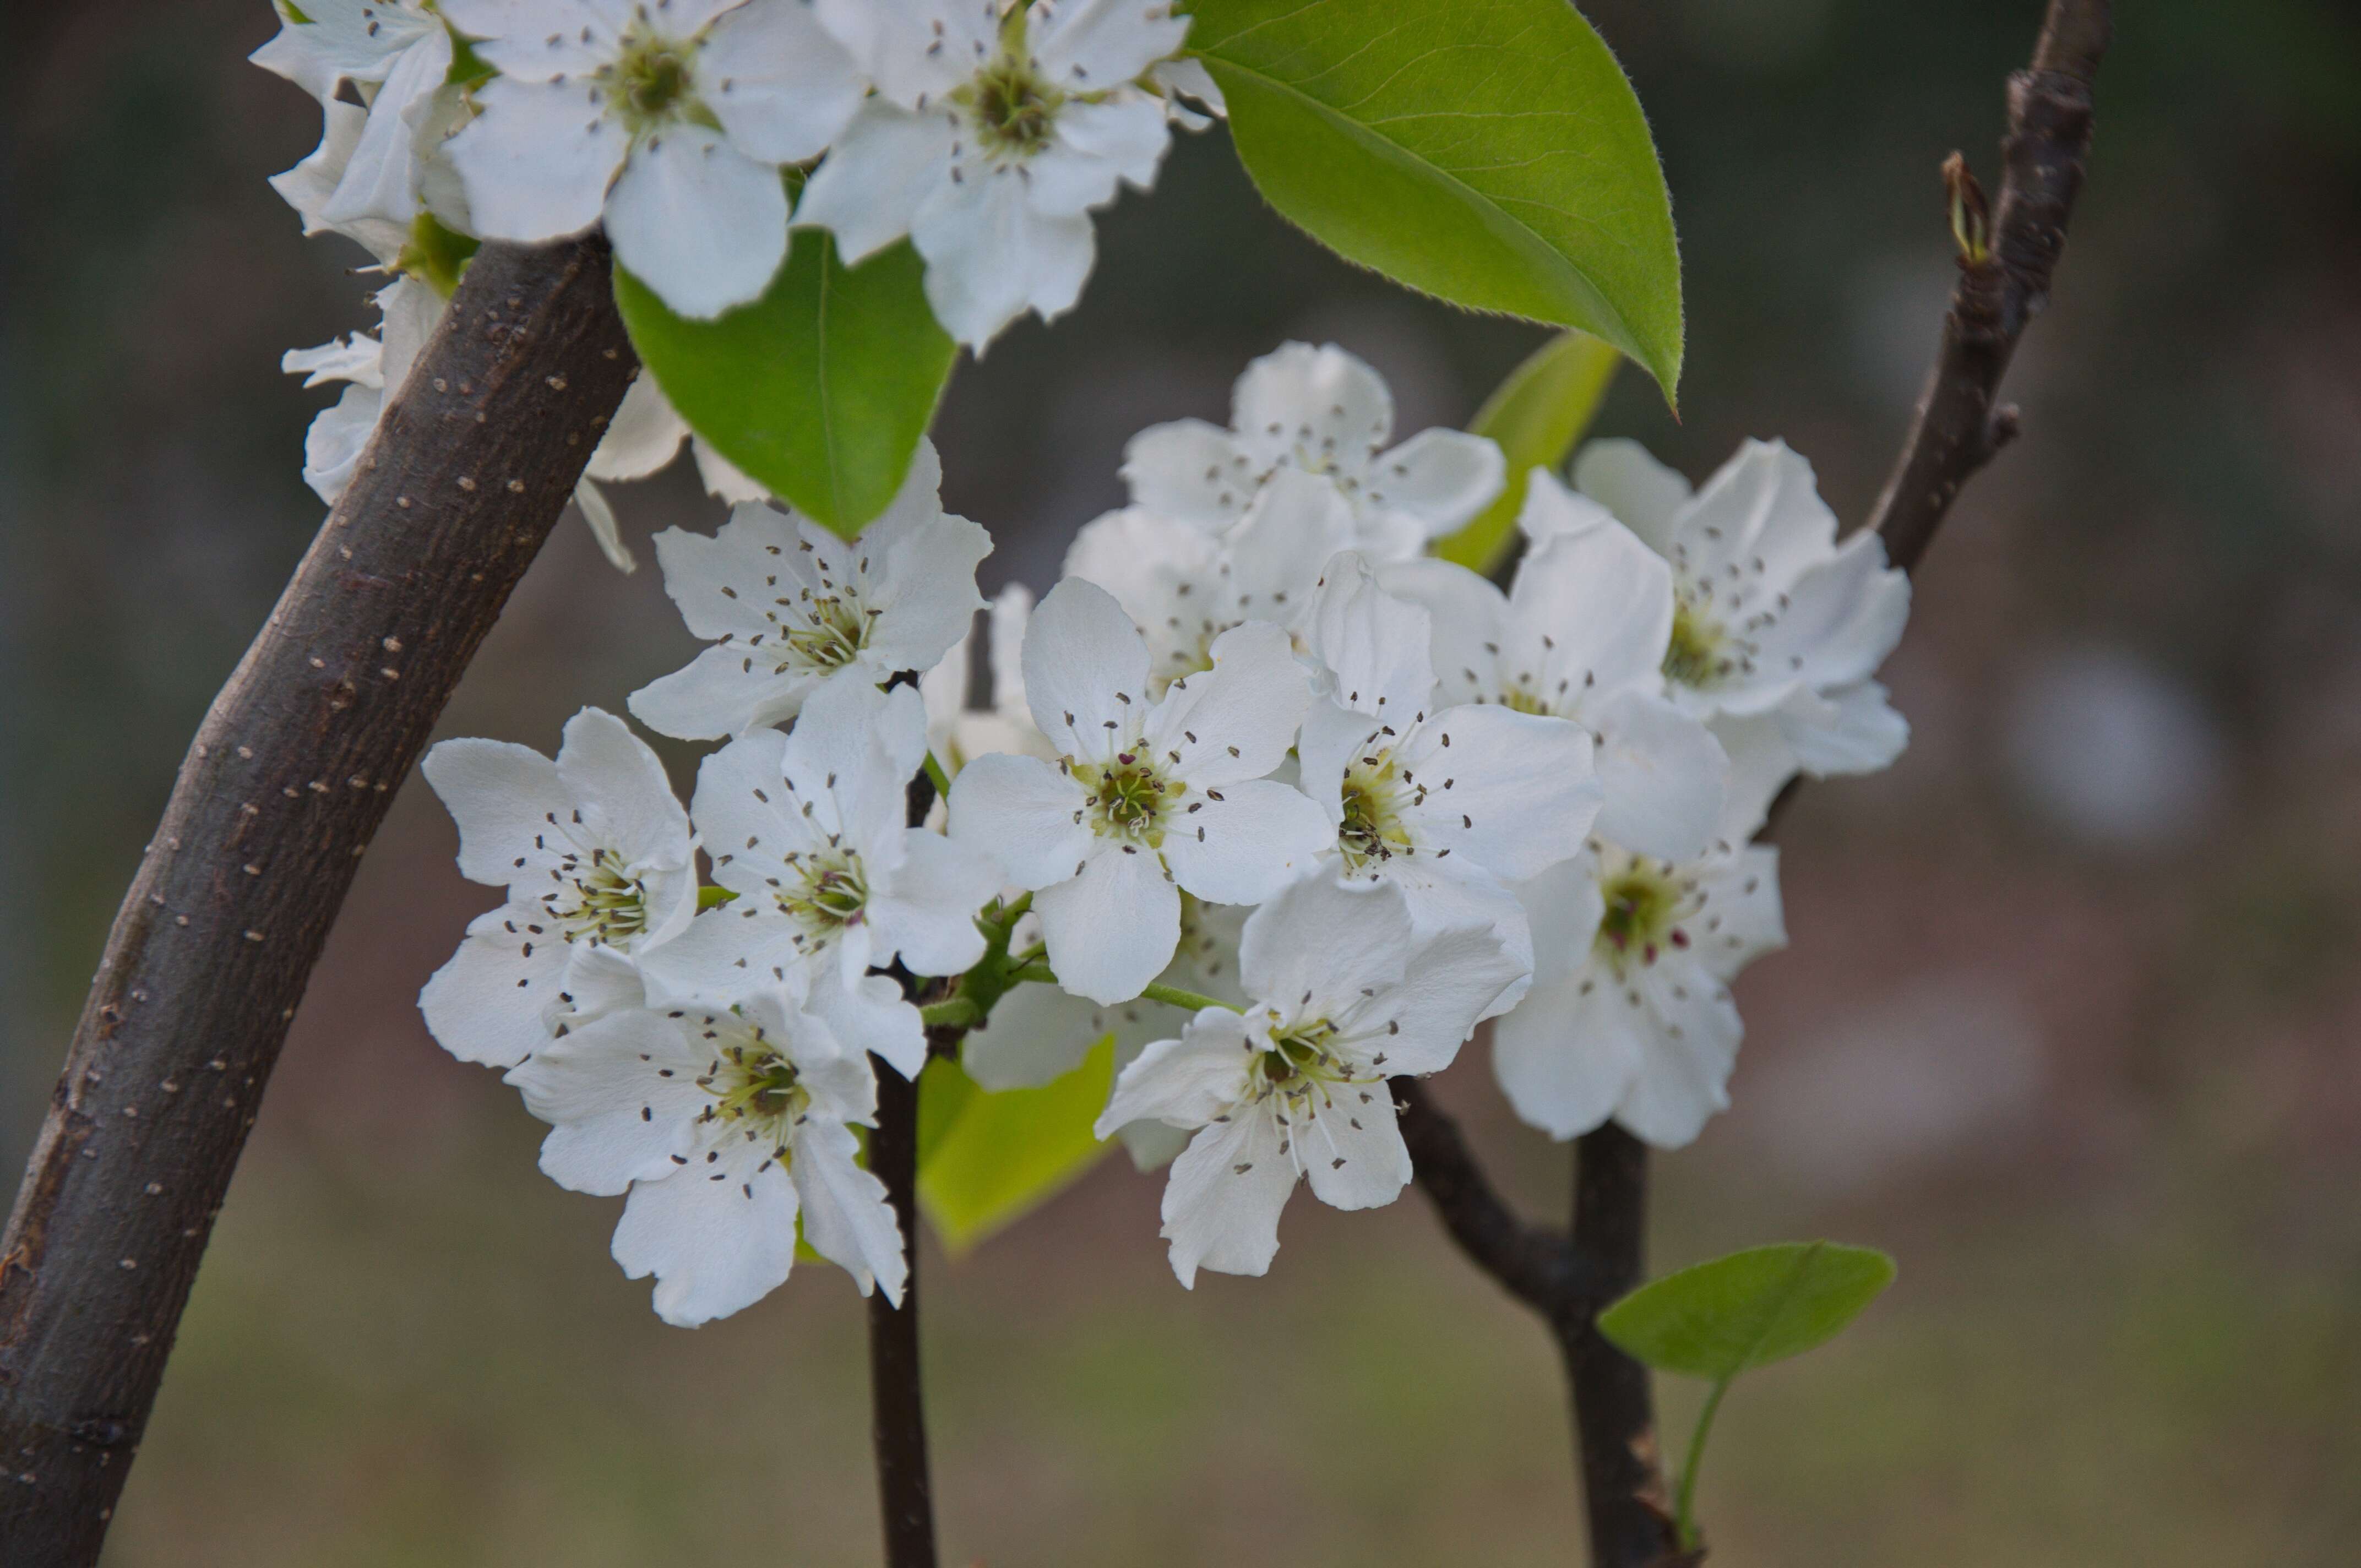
left=612, top=1134, right=801, bottom=1327
left=1375, top=428, right=1505, bottom=537
left=586, top=373, right=692, bottom=481
left=1303, top=551, right=1437, bottom=720
left=1160, top=1109, right=1296, bottom=1286
left=420, top=736, right=573, bottom=889
left=1779, top=678, right=1909, bottom=777
left=1240, top=875, right=1410, bottom=1017
left=1299, top=1091, right=1411, bottom=1211
left=962, top=978, right=1109, bottom=1091
left=1149, top=56, right=1226, bottom=119
left=1158, top=778, right=1331, bottom=906
left=700, top=0, right=867, bottom=163
left=1492, top=963, right=1646, bottom=1141
left=1035, top=843, right=1180, bottom=1005
left=1707, top=712, right=1799, bottom=841
left=442, top=0, right=632, bottom=82
left=299, top=383, right=382, bottom=504
left=945, top=752, right=1090, bottom=889
left=1591, top=689, right=1729, bottom=864
left=1022, top=578, right=1150, bottom=761
left=1144, top=620, right=1311, bottom=785
left=447, top=75, right=627, bottom=243
left=1506, top=507, right=1676, bottom=706
left=418, top=905, right=569, bottom=1067
left=572, top=480, right=639, bottom=573
left=1378, top=556, right=1511, bottom=708
left=793, top=100, right=949, bottom=263
left=813, top=0, right=988, bottom=106
left=1614, top=961, right=1744, bottom=1149
left=1514, top=462, right=1622, bottom=543
left=1353, top=917, right=1524, bottom=1076
left=1031, top=98, right=1169, bottom=214
left=1754, top=530, right=1911, bottom=693
left=791, top=1118, right=909, bottom=1303
left=912, top=168, right=1097, bottom=349
left=1511, top=853, right=1606, bottom=989
left=1691, top=846, right=1786, bottom=982
left=1036, top=0, right=1192, bottom=88
left=1119, top=418, right=1250, bottom=531
left=606, top=127, right=790, bottom=319
left=1394, top=705, right=1598, bottom=880
left=867, top=512, right=993, bottom=676
left=690, top=439, right=771, bottom=503
left=504, top=1008, right=706, bottom=1194
left=629, top=643, right=809, bottom=741
left=556, top=707, right=690, bottom=870
left=1231, top=342, right=1393, bottom=470
left=872, top=830, right=1000, bottom=975
left=1571, top=437, right=1693, bottom=554
left=321, top=29, right=449, bottom=228
left=808, top=967, right=929, bottom=1079
left=252, top=0, right=441, bottom=97
left=1096, top=1009, right=1255, bottom=1135
left=651, top=507, right=791, bottom=640
left=1670, top=439, right=1837, bottom=589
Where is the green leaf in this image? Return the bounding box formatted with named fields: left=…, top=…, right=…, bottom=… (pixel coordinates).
left=1434, top=331, right=1622, bottom=574
left=1188, top=0, right=1683, bottom=401
left=613, top=231, right=956, bottom=537
left=1599, top=1241, right=1896, bottom=1380
left=916, top=1038, right=1117, bottom=1251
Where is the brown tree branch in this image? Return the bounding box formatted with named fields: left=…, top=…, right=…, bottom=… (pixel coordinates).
left=0, top=237, right=637, bottom=1564
left=1405, top=4, right=2111, bottom=1563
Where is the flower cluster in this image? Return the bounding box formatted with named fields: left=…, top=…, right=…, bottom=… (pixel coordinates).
left=418, top=341, right=1910, bottom=1316
left=256, top=0, right=1218, bottom=560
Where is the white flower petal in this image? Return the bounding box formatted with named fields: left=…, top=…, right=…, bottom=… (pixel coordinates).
left=629, top=643, right=808, bottom=741
left=1022, top=578, right=1151, bottom=761
left=700, top=0, right=867, bottom=164
left=418, top=904, right=569, bottom=1067
left=1591, top=689, right=1729, bottom=864
left=1378, top=557, right=1511, bottom=709
left=1119, top=418, right=1250, bottom=531
left=447, top=74, right=628, bottom=243
left=1239, top=875, right=1409, bottom=1019
left=1352, top=917, right=1524, bottom=1075
left=793, top=99, right=950, bottom=262
left=1096, top=1009, right=1254, bottom=1135
left=1571, top=437, right=1693, bottom=554
left=504, top=1008, right=706, bottom=1194
left=813, top=0, right=989, bottom=106
left=808, top=967, right=929, bottom=1079
left=1375, top=428, right=1505, bottom=537
left=1613, top=962, right=1744, bottom=1148
left=1691, top=846, right=1786, bottom=982
left=1031, top=97, right=1169, bottom=214
left=962, top=978, right=1109, bottom=1091
left=420, top=736, right=573, bottom=889
left=440, top=0, right=632, bottom=83
left=1158, top=778, right=1332, bottom=905
left=586, top=373, right=692, bottom=482
left=1036, top=0, right=1192, bottom=89
left=1778, top=678, right=1908, bottom=777
left=1144, top=619, right=1311, bottom=785
left=912, top=168, right=1096, bottom=348
left=556, top=707, right=690, bottom=872
left=1507, top=505, right=1677, bottom=706
left=945, top=752, right=1090, bottom=889
left=871, top=830, right=1000, bottom=976
left=1158, top=1110, right=1293, bottom=1287
left=1035, top=842, right=1180, bottom=1005
left=1231, top=342, right=1392, bottom=471
left=1394, top=705, right=1598, bottom=880
left=320, top=28, right=450, bottom=228
left=1299, top=1091, right=1411, bottom=1211
left=1303, top=550, right=1437, bottom=720
left=791, top=1118, right=909, bottom=1304
left=572, top=480, right=639, bottom=573
left=606, top=127, right=790, bottom=319
left=1492, top=963, right=1646, bottom=1141
left=612, top=1135, right=801, bottom=1327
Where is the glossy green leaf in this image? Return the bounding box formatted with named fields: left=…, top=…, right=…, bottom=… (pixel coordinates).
left=916, top=1037, right=1117, bottom=1252
left=1435, top=331, right=1621, bottom=573
left=1600, top=1241, right=1896, bottom=1380
left=613, top=231, right=956, bottom=537
left=1188, top=0, right=1682, bottom=401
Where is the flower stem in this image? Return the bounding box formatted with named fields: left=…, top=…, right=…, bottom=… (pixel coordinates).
left=1673, top=1376, right=1732, bottom=1549
left=1138, top=982, right=1238, bottom=1014
left=922, top=750, right=954, bottom=802
left=916, top=997, right=980, bottom=1030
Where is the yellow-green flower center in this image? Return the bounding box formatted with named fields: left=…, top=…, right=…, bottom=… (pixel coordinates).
left=1338, top=753, right=1413, bottom=872
left=777, top=847, right=868, bottom=945
left=1074, top=753, right=1174, bottom=845
left=1662, top=598, right=1731, bottom=691
left=970, top=52, right=1059, bottom=154
left=606, top=26, right=705, bottom=136
left=780, top=594, right=871, bottom=673
left=550, top=847, right=649, bottom=946
left=701, top=1029, right=810, bottom=1146
left=1594, top=859, right=1691, bottom=969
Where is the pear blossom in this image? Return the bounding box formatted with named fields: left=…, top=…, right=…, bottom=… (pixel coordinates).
left=417, top=708, right=698, bottom=1069
left=440, top=0, right=868, bottom=319
left=1493, top=832, right=1786, bottom=1149
left=1296, top=553, right=1600, bottom=1015
left=253, top=0, right=454, bottom=234
left=1384, top=474, right=1731, bottom=864
left=946, top=578, right=1328, bottom=1005
left=281, top=275, right=445, bottom=505
left=799, top=0, right=1189, bottom=348
left=644, top=678, right=1002, bottom=1079
left=629, top=440, right=990, bottom=741
left=268, top=98, right=414, bottom=263
left=1096, top=876, right=1523, bottom=1286
left=506, top=987, right=905, bottom=1326
left=1063, top=468, right=1358, bottom=694
left=919, top=583, right=1052, bottom=776
left=1121, top=342, right=1505, bottom=558
left=1569, top=438, right=1911, bottom=784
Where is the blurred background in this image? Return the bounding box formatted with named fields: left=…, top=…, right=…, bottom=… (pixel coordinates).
left=6, top=0, right=2360, bottom=1562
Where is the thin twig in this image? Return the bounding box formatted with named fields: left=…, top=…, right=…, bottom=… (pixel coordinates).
left=0, top=238, right=638, bottom=1564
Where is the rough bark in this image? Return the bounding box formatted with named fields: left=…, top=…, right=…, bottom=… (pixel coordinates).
left=0, top=237, right=637, bottom=1563
left=866, top=1063, right=939, bottom=1568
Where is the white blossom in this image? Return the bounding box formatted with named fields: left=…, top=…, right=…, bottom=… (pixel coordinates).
left=644, top=678, right=1002, bottom=1079
left=253, top=0, right=454, bottom=236
left=800, top=0, right=1188, bottom=349
left=1384, top=473, right=1732, bottom=864
left=506, top=987, right=905, bottom=1325
left=630, top=440, right=989, bottom=741
left=1569, top=438, right=1911, bottom=792
left=1097, top=876, right=1522, bottom=1286
left=946, top=578, right=1328, bottom=1005
left=1297, top=552, right=1599, bottom=1016
left=441, top=0, right=867, bottom=318
left=1121, top=342, right=1505, bottom=557
left=1493, top=831, right=1786, bottom=1150
left=281, top=275, right=445, bottom=505
left=1063, top=467, right=1357, bottom=694
left=418, top=707, right=699, bottom=1069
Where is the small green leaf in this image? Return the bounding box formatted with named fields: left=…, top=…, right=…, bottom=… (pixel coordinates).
left=1435, top=331, right=1621, bottom=574
left=613, top=230, right=956, bottom=537
left=916, top=1037, right=1117, bottom=1251
left=1600, top=1241, right=1896, bottom=1380
left=1189, top=0, right=1683, bottom=401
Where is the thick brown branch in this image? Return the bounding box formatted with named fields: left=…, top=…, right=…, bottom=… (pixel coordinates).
left=1566, top=1126, right=1682, bottom=1566
left=0, top=238, right=637, bottom=1563
left=1867, top=0, right=2112, bottom=573
left=866, top=1063, right=938, bottom=1568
